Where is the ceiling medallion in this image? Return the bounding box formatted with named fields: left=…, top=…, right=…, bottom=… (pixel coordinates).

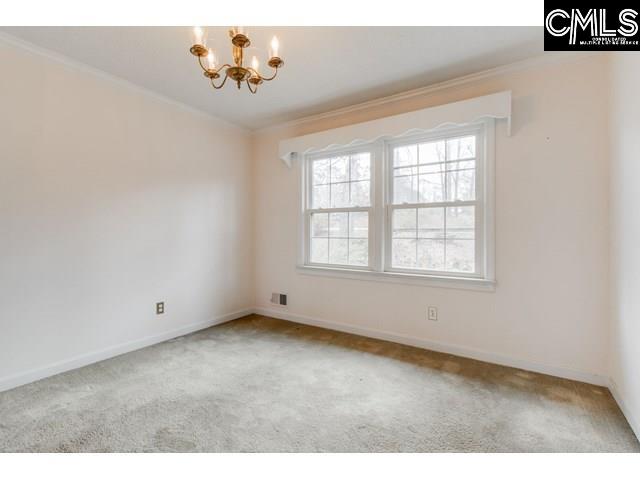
left=189, top=27, right=284, bottom=94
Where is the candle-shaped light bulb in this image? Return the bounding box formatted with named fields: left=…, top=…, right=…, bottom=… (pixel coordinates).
left=193, top=26, right=205, bottom=46
left=270, top=36, right=280, bottom=58
left=251, top=55, right=260, bottom=73
left=206, top=49, right=216, bottom=70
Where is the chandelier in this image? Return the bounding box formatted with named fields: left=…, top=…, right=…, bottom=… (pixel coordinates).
left=189, top=27, right=284, bottom=94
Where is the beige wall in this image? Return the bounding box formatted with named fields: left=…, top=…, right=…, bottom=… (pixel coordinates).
left=0, top=35, right=627, bottom=410
left=609, top=52, right=640, bottom=438
left=0, top=41, right=254, bottom=387
left=252, top=55, right=611, bottom=383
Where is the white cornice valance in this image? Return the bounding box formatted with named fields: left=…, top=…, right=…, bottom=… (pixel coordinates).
left=279, top=91, right=511, bottom=167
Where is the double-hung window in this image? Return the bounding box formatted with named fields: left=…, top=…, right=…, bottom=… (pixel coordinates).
left=301, top=121, right=494, bottom=289
left=306, top=149, right=374, bottom=268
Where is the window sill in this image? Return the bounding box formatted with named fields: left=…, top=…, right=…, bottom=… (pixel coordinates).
left=296, top=265, right=496, bottom=291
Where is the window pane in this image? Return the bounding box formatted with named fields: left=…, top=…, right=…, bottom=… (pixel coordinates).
left=446, top=206, right=475, bottom=239
left=418, top=208, right=445, bottom=239
left=348, top=239, right=368, bottom=266
left=419, top=140, right=445, bottom=164
left=446, top=160, right=475, bottom=201
left=311, top=212, right=369, bottom=267
left=419, top=162, right=446, bottom=174
left=446, top=239, right=475, bottom=272
left=311, top=238, right=329, bottom=264
left=312, top=159, right=330, bottom=185
left=447, top=135, right=475, bottom=160
left=312, top=184, right=329, bottom=209
left=446, top=159, right=475, bottom=171
left=392, top=239, right=417, bottom=268
left=349, top=212, right=368, bottom=239
left=329, top=238, right=348, bottom=264
left=330, top=156, right=349, bottom=183
left=311, top=213, right=329, bottom=237
left=350, top=153, right=370, bottom=181
left=393, top=168, right=418, bottom=204
left=418, top=239, right=445, bottom=270
left=396, top=165, right=418, bottom=175
left=329, top=212, right=348, bottom=238
left=350, top=180, right=370, bottom=207
left=330, top=182, right=349, bottom=208
left=418, top=172, right=445, bottom=203
left=394, top=145, right=418, bottom=167
left=392, top=208, right=416, bottom=238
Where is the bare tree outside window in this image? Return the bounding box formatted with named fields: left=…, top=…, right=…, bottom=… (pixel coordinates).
left=389, top=135, right=477, bottom=274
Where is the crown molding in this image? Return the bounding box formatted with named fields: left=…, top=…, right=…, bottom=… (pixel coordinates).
left=0, top=31, right=249, bottom=133
left=256, top=51, right=604, bottom=133
left=0, top=30, right=603, bottom=135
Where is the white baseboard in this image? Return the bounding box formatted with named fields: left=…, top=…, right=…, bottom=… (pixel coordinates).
left=253, top=306, right=609, bottom=387
left=608, top=378, right=640, bottom=442
left=0, top=308, right=253, bottom=393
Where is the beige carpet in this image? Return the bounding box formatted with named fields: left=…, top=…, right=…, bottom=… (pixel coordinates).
left=0, top=314, right=638, bottom=452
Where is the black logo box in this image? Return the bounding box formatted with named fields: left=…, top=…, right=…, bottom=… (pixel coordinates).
left=544, top=3, right=640, bottom=51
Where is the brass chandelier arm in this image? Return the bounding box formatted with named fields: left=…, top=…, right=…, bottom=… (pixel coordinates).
left=246, top=67, right=262, bottom=80
left=215, top=63, right=232, bottom=75
left=245, top=66, right=279, bottom=82
left=211, top=74, right=229, bottom=90
left=262, top=67, right=279, bottom=81
left=196, top=55, right=208, bottom=73
left=197, top=55, right=233, bottom=77
left=253, top=66, right=279, bottom=82
left=246, top=79, right=258, bottom=94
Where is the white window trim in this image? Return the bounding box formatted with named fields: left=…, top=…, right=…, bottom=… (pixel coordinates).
left=295, top=265, right=495, bottom=291
left=297, top=119, right=496, bottom=292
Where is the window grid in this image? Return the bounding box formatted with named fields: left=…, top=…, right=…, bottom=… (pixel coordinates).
left=302, top=123, right=490, bottom=282
left=392, top=164, right=475, bottom=177
left=310, top=212, right=369, bottom=266
left=306, top=151, right=373, bottom=269
left=312, top=155, right=371, bottom=209
left=387, top=133, right=480, bottom=275
left=390, top=205, right=476, bottom=273
left=391, top=140, right=476, bottom=205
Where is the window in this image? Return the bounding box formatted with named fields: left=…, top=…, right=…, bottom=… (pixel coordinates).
left=301, top=121, right=494, bottom=289
left=306, top=150, right=373, bottom=268
left=387, top=133, right=480, bottom=275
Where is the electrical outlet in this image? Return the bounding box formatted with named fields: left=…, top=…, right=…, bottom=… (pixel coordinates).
left=156, top=302, right=165, bottom=315
left=427, top=306, right=438, bottom=321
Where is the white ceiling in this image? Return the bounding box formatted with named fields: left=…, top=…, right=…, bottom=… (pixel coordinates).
left=1, top=27, right=543, bottom=129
